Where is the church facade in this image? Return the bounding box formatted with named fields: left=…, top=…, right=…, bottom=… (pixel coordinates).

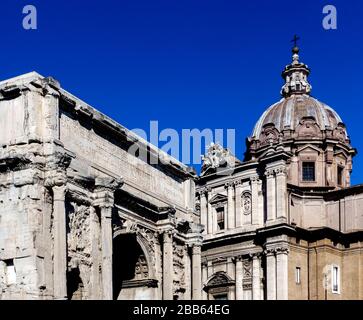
left=0, top=46, right=362, bottom=300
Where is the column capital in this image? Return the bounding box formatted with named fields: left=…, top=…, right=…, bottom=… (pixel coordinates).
left=44, top=170, right=67, bottom=188
left=224, top=181, right=234, bottom=190
left=264, top=244, right=289, bottom=256
left=264, top=248, right=276, bottom=257
left=196, top=186, right=211, bottom=196
left=250, top=175, right=260, bottom=183
left=274, top=167, right=287, bottom=176
left=275, top=246, right=289, bottom=255
left=264, top=169, right=275, bottom=178
left=44, top=150, right=71, bottom=188
left=52, top=185, right=67, bottom=201
left=196, top=189, right=205, bottom=198
left=249, top=251, right=262, bottom=259
left=93, top=176, right=123, bottom=208
left=233, top=255, right=243, bottom=263
left=188, top=238, right=203, bottom=249
left=191, top=245, right=202, bottom=255
left=162, top=229, right=174, bottom=243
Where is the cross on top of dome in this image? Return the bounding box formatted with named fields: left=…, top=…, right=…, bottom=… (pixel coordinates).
left=280, top=35, right=312, bottom=97
left=291, top=34, right=300, bottom=47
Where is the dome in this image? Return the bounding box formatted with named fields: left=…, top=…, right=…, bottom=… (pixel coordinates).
left=245, top=42, right=356, bottom=189
left=248, top=44, right=351, bottom=149
left=252, top=94, right=346, bottom=139
left=245, top=44, right=355, bottom=166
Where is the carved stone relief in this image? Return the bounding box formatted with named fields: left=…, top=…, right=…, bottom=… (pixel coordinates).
left=259, top=124, right=280, bottom=146
left=134, top=254, right=149, bottom=280
left=242, top=259, right=252, bottom=290
left=173, top=242, right=186, bottom=298
left=242, top=191, right=252, bottom=215
left=66, top=201, right=92, bottom=299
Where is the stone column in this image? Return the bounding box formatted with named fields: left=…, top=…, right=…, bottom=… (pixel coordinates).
left=276, top=247, right=289, bottom=300
left=235, top=256, right=243, bottom=300
left=101, top=204, right=113, bottom=300
left=162, top=230, right=174, bottom=300
left=52, top=185, right=67, bottom=299
left=252, top=253, right=261, bottom=300
left=94, top=177, right=123, bottom=300
left=207, top=261, right=213, bottom=299
left=183, top=244, right=192, bottom=300
left=45, top=170, right=68, bottom=300
left=275, top=167, right=287, bottom=220
left=265, top=169, right=276, bottom=222
left=226, top=182, right=235, bottom=229
left=257, top=179, right=264, bottom=226
left=234, top=181, right=242, bottom=228
left=202, top=261, right=208, bottom=300
left=200, top=190, right=207, bottom=235
left=207, top=189, right=213, bottom=234
left=266, top=248, right=276, bottom=300
left=227, top=257, right=235, bottom=300
left=90, top=206, right=101, bottom=299
left=192, top=244, right=202, bottom=300
left=44, top=148, right=72, bottom=300
left=251, top=177, right=260, bottom=226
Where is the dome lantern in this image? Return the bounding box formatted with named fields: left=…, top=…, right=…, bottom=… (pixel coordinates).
left=280, top=37, right=312, bottom=97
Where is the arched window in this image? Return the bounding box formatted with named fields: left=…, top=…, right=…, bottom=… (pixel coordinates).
left=204, top=271, right=235, bottom=300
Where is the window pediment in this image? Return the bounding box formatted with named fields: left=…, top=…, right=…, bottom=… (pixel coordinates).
left=334, top=150, right=348, bottom=160
left=209, top=193, right=227, bottom=206
left=296, top=144, right=321, bottom=155
left=205, top=271, right=235, bottom=290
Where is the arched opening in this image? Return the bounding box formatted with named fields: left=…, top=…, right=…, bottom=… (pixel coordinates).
left=113, top=233, right=157, bottom=300
left=67, top=267, right=84, bottom=300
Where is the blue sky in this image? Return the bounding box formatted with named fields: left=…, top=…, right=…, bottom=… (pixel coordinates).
left=1, top=0, right=363, bottom=183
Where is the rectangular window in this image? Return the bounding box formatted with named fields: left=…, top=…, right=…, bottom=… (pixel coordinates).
left=332, top=265, right=340, bottom=294
left=337, top=166, right=343, bottom=185
left=216, top=207, right=225, bottom=231
left=302, top=162, right=315, bottom=181
left=5, top=259, right=16, bottom=285
left=295, top=267, right=301, bottom=284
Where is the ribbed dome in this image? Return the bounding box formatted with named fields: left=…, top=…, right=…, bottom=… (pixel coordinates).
left=245, top=42, right=355, bottom=190
left=252, top=94, right=346, bottom=138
